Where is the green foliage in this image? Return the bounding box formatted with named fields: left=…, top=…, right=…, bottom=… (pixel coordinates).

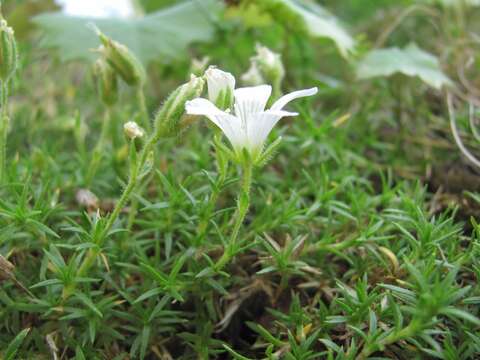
left=1, top=0, right=480, bottom=359
left=278, top=0, right=356, bottom=57
left=238, top=0, right=355, bottom=57
left=356, top=43, right=452, bottom=89
left=3, top=328, right=30, bottom=360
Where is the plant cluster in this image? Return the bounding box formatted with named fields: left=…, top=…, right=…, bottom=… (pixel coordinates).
left=1, top=0, right=480, bottom=359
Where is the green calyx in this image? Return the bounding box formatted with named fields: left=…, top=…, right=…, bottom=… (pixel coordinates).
left=98, top=32, right=146, bottom=88
left=0, top=19, right=17, bottom=82
left=93, top=58, right=118, bottom=107
left=154, top=75, right=205, bottom=137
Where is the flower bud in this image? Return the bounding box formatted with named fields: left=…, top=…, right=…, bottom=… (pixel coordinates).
left=0, top=19, right=17, bottom=82
left=123, top=121, right=145, bottom=140
left=97, top=31, right=145, bottom=87
left=241, top=62, right=264, bottom=86
left=93, top=58, right=118, bottom=106
left=252, top=44, right=284, bottom=86
left=155, top=74, right=205, bottom=136
left=190, top=56, right=210, bottom=77
left=205, top=66, right=235, bottom=110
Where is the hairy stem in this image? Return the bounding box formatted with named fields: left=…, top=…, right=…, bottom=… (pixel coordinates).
left=195, top=174, right=226, bottom=247
left=63, top=127, right=163, bottom=300
left=0, top=81, right=8, bottom=183
left=137, top=87, right=151, bottom=133
left=85, top=107, right=111, bottom=186
left=214, top=162, right=252, bottom=271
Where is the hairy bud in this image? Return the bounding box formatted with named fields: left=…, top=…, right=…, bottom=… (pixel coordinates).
left=190, top=56, right=210, bottom=77
left=124, top=121, right=145, bottom=140
left=97, top=31, right=145, bottom=87
left=93, top=58, right=118, bottom=106
left=155, top=74, right=205, bottom=136
left=241, top=62, right=264, bottom=86
left=0, top=19, right=17, bottom=82
left=251, top=44, right=284, bottom=87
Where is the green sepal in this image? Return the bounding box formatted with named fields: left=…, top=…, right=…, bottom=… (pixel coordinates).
left=98, top=32, right=146, bottom=87
left=255, top=136, right=282, bottom=167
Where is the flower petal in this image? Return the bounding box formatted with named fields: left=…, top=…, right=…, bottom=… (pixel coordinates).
left=270, top=87, right=318, bottom=111
left=185, top=98, right=246, bottom=152
left=233, top=85, right=272, bottom=124
left=247, top=110, right=298, bottom=155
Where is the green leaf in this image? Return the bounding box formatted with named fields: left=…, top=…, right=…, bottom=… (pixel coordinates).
left=140, top=325, right=151, bottom=360
left=441, top=307, right=480, bottom=326
left=4, top=328, right=30, bottom=360
left=424, top=0, right=480, bottom=6
left=75, top=346, right=87, bottom=360
left=140, top=262, right=169, bottom=286
left=74, top=292, right=103, bottom=318
left=356, top=43, right=452, bottom=89
left=32, top=0, right=221, bottom=65
left=246, top=322, right=284, bottom=347
left=30, top=278, right=63, bottom=289
left=279, top=0, right=355, bottom=57
left=222, top=344, right=254, bottom=360
left=133, top=287, right=164, bottom=303
left=26, top=218, right=60, bottom=238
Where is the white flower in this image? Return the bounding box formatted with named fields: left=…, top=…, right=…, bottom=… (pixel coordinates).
left=205, top=67, right=236, bottom=109
left=123, top=121, right=144, bottom=139
left=185, top=84, right=317, bottom=160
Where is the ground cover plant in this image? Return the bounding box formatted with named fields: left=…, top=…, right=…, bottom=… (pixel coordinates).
left=1, top=0, right=480, bottom=358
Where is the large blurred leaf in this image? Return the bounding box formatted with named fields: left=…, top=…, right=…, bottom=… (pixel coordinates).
left=356, top=43, right=452, bottom=89
left=280, top=0, right=355, bottom=57
left=425, top=0, right=480, bottom=6
left=138, top=0, right=178, bottom=13
left=32, top=0, right=221, bottom=64
left=5, top=0, right=58, bottom=39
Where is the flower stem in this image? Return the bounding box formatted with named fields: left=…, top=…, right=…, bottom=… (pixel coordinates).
left=195, top=173, right=226, bottom=247
left=101, top=164, right=138, bottom=239
left=0, top=81, right=8, bottom=184
left=137, top=87, right=151, bottom=133
left=0, top=117, right=6, bottom=185
left=62, top=129, right=162, bottom=300
left=85, top=107, right=111, bottom=186
left=272, top=77, right=282, bottom=103
left=214, top=162, right=252, bottom=271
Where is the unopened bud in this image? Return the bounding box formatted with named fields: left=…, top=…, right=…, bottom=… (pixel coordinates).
left=97, top=31, right=145, bottom=87
left=155, top=74, right=204, bottom=136
left=241, top=62, right=264, bottom=86
left=252, top=44, right=284, bottom=86
left=93, top=58, right=118, bottom=106
left=190, top=56, right=210, bottom=76
left=205, top=66, right=235, bottom=110
left=0, top=19, right=17, bottom=82
left=124, top=121, right=145, bottom=139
